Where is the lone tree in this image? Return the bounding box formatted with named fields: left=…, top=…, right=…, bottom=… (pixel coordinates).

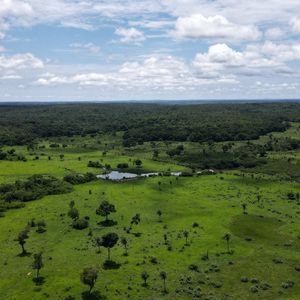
left=163, top=234, right=168, bottom=245
left=130, top=213, right=141, bottom=231
left=157, top=210, right=162, bottom=222
left=223, top=233, right=231, bottom=253
left=120, top=237, right=128, bottom=256
left=68, top=207, right=79, bottom=220
left=32, top=252, right=43, bottom=281
left=141, top=271, right=149, bottom=286
left=160, top=271, right=167, bottom=293
left=96, top=200, right=116, bottom=223
left=17, top=228, right=29, bottom=255
left=183, top=230, right=189, bottom=245
left=134, top=159, right=143, bottom=167
left=80, top=267, right=98, bottom=294
left=100, top=232, right=119, bottom=261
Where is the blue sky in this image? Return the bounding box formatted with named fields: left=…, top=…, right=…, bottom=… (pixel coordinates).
left=0, top=0, right=300, bottom=101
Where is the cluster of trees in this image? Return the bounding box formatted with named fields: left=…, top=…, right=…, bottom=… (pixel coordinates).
left=87, top=161, right=103, bottom=168
left=166, top=145, right=185, bottom=158
left=63, top=173, right=96, bottom=185
left=263, top=137, right=300, bottom=152
left=0, top=175, right=72, bottom=212
left=176, top=143, right=267, bottom=170
left=0, top=103, right=299, bottom=146
left=0, top=148, right=26, bottom=161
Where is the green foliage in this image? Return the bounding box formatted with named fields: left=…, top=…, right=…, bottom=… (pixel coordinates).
left=0, top=175, right=72, bottom=211
left=117, top=163, right=129, bottom=169
left=96, top=200, right=116, bottom=221
left=64, top=173, right=96, bottom=185
left=0, top=103, right=298, bottom=146
left=99, top=232, right=119, bottom=260
left=80, top=267, right=98, bottom=293
left=87, top=161, right=103, bottom=168
left=68, top=207, right=79, bottom=220
left=32, top=252, right=43, bottom=279
left=72, top=218, right=89, bottom=230
left=16, top=228, right=30, bottom=254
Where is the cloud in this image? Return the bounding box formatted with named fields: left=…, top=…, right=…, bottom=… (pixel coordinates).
left=193, top=43, right=279, bottom=77
left=173, top=14, right=261, bottom=41
left=35, top=55, right=218, bottom=90
left=115, top=27, right=145, bottom=43
left=0, top=74, right=22, bottom=79
left=265, top=28, right=285, bottom=40
left=164, top=0, right=300, bottom=25
left=260, top=41, right=300, bottom=61
left=129, top=20, right=174, bottom=29
left=290, top=17, right=300, bottom=33
left=70, top=43, right=100, bottom=54
left=0, top=0, right=33, bottom=18
left=0, top=53, right=44, bottom=69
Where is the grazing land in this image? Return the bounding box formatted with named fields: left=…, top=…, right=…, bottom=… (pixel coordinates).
left=0, top=103, right=300, bottom=300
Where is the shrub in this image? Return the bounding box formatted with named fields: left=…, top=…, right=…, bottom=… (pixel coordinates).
left=72, top=218, right=89, bottom=230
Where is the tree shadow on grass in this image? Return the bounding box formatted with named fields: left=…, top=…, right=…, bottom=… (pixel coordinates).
left=17, top=252, right=31, bottom=257
left=33, top=277, right=45, bottom=286
left=131, top=232, right=142, bottom=237
left=82, top=290, right=106, bottom=300
left=103, top=260, right=121, bottom=270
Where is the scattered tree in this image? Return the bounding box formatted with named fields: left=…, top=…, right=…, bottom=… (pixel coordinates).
left=120, top=237, right=128, bottom=256
left=223, top=233, right=231, bottom=253
left=183, top=230, right=189, bottom=245
left=96, top=200, right=116, bottom=223
left=99, top=233, right=119, bottom=261
left=130, top=214, right=141, bottom=231
left=134, top=159, right=142, bottom=167
left=157, top=210, right=162, bottom=222
left=68, top=207, right=79, bottom=220
left=80, top=267, right=98, bottom=294
left=17, top=228, right=29, bottom=255
left=160, top=271, right=167, bottom=293
left=32, top=252, right=44, bottom=281
left=141, top=271, right=149, bottom=286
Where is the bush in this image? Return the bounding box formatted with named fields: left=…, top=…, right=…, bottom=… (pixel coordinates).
left=72, top=218, right=89, bottom=230
left=117, top=163, right=129, bottom=169
left=64, top=173, right=96, bottom=185
left=87, top=161, right=103, bottom=168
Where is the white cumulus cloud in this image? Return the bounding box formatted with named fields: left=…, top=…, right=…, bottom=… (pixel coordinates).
left=0, top=53, right=43, bottom=69
left=173, top=14, right=261, bottom=40
left=290, top=17, right=300, bottom=33
left=115, top=27, right=145, bottom=43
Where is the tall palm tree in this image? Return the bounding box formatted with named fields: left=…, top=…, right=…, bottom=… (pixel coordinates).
left=183, top=230, right=189, bottom=245
left=160, top=271, right=167, bottom=293
left=141, top=271, right=149, bottom=286
left=223, top=233, right=231, bottom=253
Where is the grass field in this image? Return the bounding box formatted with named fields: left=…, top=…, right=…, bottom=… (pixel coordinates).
left=0, top=133, right=300, bottom=300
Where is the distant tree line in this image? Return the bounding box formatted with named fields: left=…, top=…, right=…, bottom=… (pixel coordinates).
left=0, top=103, right=299, bottom=146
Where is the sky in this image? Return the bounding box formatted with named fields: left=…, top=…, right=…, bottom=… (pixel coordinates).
left=0, top=0, right=300, bottom=101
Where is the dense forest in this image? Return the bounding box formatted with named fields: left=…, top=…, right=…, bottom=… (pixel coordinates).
left=0, top=102, right=300, bottom=146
